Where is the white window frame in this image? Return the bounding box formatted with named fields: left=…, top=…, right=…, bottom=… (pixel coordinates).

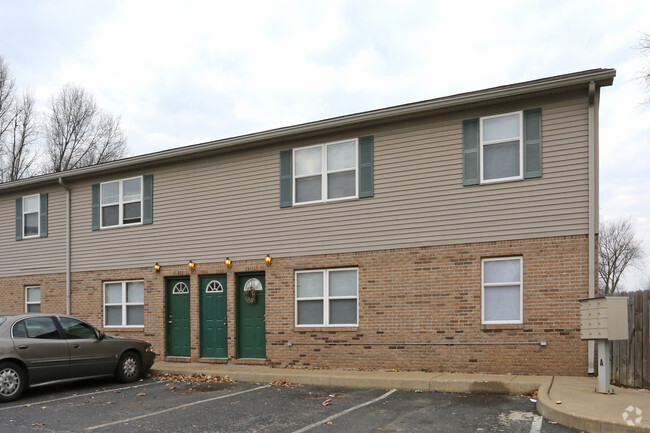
left=103, top=280, right=145, bottom=328
left=481, top=257, right=523, bottom=325
left=25, top=286, right=41, bottom=313
left=295, top=268, right=359, bottom=327
left=292, top=139, right=359, bottom=205
left=22, top=194, right=40, bottom=238
left=100, top=176, right=143, bottom=228
left=479, top=111, right=523, bottom=184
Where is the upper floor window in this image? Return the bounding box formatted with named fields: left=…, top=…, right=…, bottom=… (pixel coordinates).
left=480, top=112, right=523, bottom=183
left=101, top=176, right=142, bottom=227
left=92, top=175, right=153, bottom=231
left=279, top=136, right=374, bottom=208
left=22, top=194, right=41, bottom=237
left=482, top=257, right=523, bottom=324
left=294, top=139, right=358, bottom=204
left=462, top=109, right=542, bottom=186
left=15, top=193, right=48, bottom=240
left=25, top=286, right=41, bottom=313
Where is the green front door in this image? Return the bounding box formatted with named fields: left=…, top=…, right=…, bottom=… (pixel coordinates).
left=200, top=275, right=228, bottom=358
left=165, top=277, right=191, bottom=357
left=236, top=273, right=266, bottom=359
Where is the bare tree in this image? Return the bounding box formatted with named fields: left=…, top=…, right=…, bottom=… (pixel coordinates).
left=599, top=217, right=645, bottom=295
left=3, top=92, right=39, bottom=181
left=1, top=56, right=39, bottom=182
left=43, top=84, right=127, bottom=172
left=0, top=56, right=16, bottom=180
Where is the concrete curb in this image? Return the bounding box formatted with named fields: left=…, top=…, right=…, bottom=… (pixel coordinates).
left=149, top=364, right=541, bottom=395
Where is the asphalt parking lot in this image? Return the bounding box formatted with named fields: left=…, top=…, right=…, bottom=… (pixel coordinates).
left=0, top=377, right=580, bottom=433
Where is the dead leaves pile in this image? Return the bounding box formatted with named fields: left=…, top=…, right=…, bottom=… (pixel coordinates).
left=149, top=372, right=235, bottom=384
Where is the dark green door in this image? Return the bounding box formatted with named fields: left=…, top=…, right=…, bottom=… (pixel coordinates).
left=200, top=275, right=228, bottom=358
left=165, top=277, right=191, bottom=357
left=236, top=273, right=266, bottom=359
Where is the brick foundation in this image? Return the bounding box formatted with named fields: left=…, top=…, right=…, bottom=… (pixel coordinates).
left=0, top=235, right=589, bottom=376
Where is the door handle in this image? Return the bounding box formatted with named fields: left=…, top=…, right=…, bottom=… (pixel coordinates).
left=168, top=321, right=173, bottom=324
left=73, top=344, right=80, bottom=349
left=17, top=344, right=29, bottom=349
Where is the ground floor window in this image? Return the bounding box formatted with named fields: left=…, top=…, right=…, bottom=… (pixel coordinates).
left=482, top=257, right=523, bottom=324
left=104, top=280, right=144, bottom=327
left=25, top=286, right=41, bottom=312
left=295, top=268, right=358, bottom=327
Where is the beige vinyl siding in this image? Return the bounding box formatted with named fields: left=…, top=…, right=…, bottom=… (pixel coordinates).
left=0, top=188, right=66, bottom=277
left=52, top=92, right=590, bottom=272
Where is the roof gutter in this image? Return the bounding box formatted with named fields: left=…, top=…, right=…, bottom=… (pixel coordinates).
left=58, top=177, right=71, bottom=315
left=0, top=68, right=616, bottom=194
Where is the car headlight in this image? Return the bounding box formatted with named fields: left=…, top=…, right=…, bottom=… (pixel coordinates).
left=146, top=345, right=155, bottom=353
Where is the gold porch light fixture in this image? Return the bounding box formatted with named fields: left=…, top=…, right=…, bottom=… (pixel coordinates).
left=188, top=260, right=196, bottom=271
left=265, top=254, right=272, bottom=266
left=224, top=257, right=232, bottom=269
left=153, top=263, right=161, bottom=273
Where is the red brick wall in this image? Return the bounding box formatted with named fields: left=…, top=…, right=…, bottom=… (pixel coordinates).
left=0, top=235, right=589, bottom=375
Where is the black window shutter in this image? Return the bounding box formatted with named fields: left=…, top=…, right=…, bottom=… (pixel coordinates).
left=143, top=174, right=154, bottom=225
left=40, top=193, right=48, bottom=237
left=279, top=150, right=293, bottom=208
left=462, top=118, right=480, bottom=186
left=15, top=198, right=22, bottom=241
left=92, top=183, right=100, bottom=231
left=523, top=108, right=542, bottom=179
left=358, top=135, right=374, bottom=198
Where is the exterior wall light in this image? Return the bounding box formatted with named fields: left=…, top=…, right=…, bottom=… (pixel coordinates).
left=188, top=260, right=195, bottom=271
left=265, top=254, right=272, bottom=266
left=154, top=262, right=161, bottom=273
left=225, top=257, right=232, bottom=269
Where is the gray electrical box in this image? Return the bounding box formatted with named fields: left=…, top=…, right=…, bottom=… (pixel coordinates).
left=580, top=297, right=628, bottom=340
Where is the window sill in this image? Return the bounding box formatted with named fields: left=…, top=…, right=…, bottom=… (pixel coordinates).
left=102, top=327, right=144, bottom=332
left=481, top=323, right=524, bottom=331
left=294, top=326, right=359, bottom=332
left=100, top=223, right=143, bottom=230
left=292, top=197, right=359, bottom=208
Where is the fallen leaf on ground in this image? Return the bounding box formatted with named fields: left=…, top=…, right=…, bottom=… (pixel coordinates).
left=137, top=393, right=147, bottom=397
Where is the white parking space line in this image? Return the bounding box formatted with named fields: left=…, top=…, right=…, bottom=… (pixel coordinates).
left=0, top=380, right=163, bottom=412
left=85, top=384, right=271, bottom=431
left=291, top=388, right=398, bottom=433
left=530, top=415, right=543, bottom=433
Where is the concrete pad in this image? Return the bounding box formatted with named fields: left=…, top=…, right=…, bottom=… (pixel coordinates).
left=537, top=376, right=650, bottom=433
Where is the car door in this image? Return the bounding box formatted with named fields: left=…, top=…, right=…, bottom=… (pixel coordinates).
left=11, top=316, right=70, bottom=384
left=56, top=316, right=117, bottom=377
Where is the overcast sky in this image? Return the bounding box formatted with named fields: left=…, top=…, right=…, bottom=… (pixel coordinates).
left=1, top=0, right=649, bottom=289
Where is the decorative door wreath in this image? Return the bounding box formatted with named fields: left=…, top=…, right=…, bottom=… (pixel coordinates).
left=243, top=278, right=262, bottom=305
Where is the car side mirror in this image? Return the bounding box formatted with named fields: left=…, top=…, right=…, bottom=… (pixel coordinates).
left=96, top=329, right=106, bottom=340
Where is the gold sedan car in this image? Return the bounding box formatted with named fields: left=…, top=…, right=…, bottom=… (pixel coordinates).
left=0, top=313, right=155, bottom=402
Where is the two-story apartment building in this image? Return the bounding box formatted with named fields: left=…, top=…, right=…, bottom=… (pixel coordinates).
left=0, top=69, right=615, bottom=375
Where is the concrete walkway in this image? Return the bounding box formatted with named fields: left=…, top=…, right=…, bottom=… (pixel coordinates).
left=150, top=361, right=650, bottom=433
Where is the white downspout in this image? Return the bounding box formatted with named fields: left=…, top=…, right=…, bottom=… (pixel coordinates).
left=587, top=81, right=597, bottom=374
left=58, top=177, right=71, bottom=315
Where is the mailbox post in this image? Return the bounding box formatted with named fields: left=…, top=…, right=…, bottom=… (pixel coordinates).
left=579, top=297, right=628, bottom=394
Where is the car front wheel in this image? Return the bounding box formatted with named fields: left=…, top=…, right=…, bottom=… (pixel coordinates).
left=0, top=362, right=26, bottom=402
left=115, top=351, right=142, bottom=383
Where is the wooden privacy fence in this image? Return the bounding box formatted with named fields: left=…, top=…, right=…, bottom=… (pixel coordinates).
left=612, top=290, right=650, bottom=389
